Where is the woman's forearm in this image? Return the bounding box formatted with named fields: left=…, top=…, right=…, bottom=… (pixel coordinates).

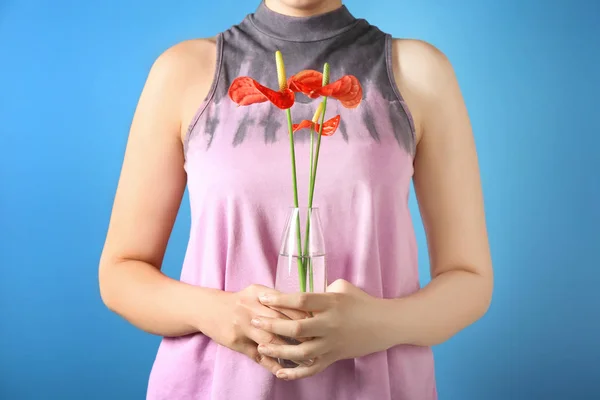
left=381, top=269, right=493, bottom=348
left=99, top=260, right=228, bottom=337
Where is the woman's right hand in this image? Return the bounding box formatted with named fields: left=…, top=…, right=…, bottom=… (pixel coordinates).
left=204, top=284, right=309, bottom=375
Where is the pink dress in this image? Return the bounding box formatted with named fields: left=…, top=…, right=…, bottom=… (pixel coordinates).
left=147, top=3, right=437, bottom=399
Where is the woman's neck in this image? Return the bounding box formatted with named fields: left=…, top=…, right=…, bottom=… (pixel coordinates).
left=263, top=0, right=343, bottom=17
left=250, top=1, right=356, bottom=42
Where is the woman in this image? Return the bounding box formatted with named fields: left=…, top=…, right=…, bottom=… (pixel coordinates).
left=99, top=0, right=493, bottom=398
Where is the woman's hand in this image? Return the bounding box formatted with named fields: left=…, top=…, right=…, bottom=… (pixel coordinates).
left=251, top=279, right=391, bottom=380
left=205, top=284, right=310, bottom=375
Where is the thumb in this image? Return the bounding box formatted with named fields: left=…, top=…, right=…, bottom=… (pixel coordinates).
left=326, top=278, right=356, bottom=293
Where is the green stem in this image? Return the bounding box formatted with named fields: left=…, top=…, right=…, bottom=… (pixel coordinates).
left=301, top=99, right=329, bottom=293
left=285, top=108, right=300, bottom=209
left=308, top=97, right=328, bottom=208
left=308, top=258, right=314, bottom=292
left=285, top=108, right=306, bottom=292
left=309, top=126, right=315, bottom=184
left=300, top=128, right=316, bottom=291
left=302, top=64, right=330, bottom=293
left=302, top=208, right=314, bottom=291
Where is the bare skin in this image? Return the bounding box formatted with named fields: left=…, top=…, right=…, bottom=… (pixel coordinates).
left=99, top=0, right=493, bottom=382
left=264, top=0, right=342, bottom=16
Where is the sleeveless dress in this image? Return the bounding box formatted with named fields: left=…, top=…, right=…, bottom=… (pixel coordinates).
left=147, top=3, right=437, bottom=399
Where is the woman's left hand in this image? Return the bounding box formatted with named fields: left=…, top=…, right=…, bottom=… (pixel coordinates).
left=251, top=279, right=392, bottom=380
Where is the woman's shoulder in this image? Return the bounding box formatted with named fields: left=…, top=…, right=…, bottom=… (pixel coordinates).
left=162, top=38, right=218, bottom=60
left=144, top=38, right=220, bottom=141
left=389, top=38, right=460, bottom=144
left=149, top=38, right=218, bottom=84
left=390, top=39, right=454, bottom=82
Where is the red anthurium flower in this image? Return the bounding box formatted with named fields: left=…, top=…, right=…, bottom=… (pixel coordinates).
left=228, top=77, right=295, bottom=110
left=288, top=70, right=363, bottom=109
left=288, top=70, right=323, bottom=99
left=292, top=115, right=341, bottom=136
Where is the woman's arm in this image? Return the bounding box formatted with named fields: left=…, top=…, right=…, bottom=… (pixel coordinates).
left=382, top=38, right=494, bottom=346
left=98, top=39, right=220, bottom=337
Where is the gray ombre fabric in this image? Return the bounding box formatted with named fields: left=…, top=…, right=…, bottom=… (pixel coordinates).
left=184, top=2, right=415, bottom=153
left=148, top=3, right=437, bottom=400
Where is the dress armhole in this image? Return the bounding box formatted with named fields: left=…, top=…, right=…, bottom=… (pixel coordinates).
left=183, top=33, right=224, bottom=158
left=385, top=34, right=417, bottom=156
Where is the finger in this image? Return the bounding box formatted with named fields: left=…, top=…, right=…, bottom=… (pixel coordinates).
left=251, top=315, right=325, bottom=338
left=245, top=326, right=289, bottom=346
left=269, top=306, right=311, bottom=321
left=244, top=310, right=307, bottom=344
left=241, top=342, right=281, bottom=375
left=259, top=292, right=336, bottom=312
left=246, top=327, right=314, bottom=366
left=264, top=307, right=312, bottom=342
left=254, top=302, right=295, bottom=320
left=254, top=305, right=310, bottom=338
left=247, top=291, right=308, bottom=321
left=257, top=339, right=328, bottom=361
left=275, top=358, right=331, bottom=381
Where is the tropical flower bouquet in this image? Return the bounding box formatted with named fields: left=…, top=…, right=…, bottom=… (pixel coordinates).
left=229, top=51, right=363, bottom=367
left=229, top=51, right=362, bottom=297
left=228, top=51, right=362, bottom=368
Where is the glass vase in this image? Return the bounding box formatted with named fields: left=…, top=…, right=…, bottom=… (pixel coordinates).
left=275, top=207, right=326, bottom=368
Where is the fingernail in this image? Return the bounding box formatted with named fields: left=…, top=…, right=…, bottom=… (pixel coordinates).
left=251, top=318, right=261, bottom=327
left=258, top=293, right=271, bottom=303
left=258, top=345, right=270, bottom=354
left=297, top=358, right=314, bottom=367
left=276, top=372, right=288, bottom=380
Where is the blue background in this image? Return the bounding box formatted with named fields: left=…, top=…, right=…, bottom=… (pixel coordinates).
left=1, top=0, right=598, bottom=399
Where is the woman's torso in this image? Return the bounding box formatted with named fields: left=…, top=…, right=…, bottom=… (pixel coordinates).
left=147, top=4, right=436, bottom=399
